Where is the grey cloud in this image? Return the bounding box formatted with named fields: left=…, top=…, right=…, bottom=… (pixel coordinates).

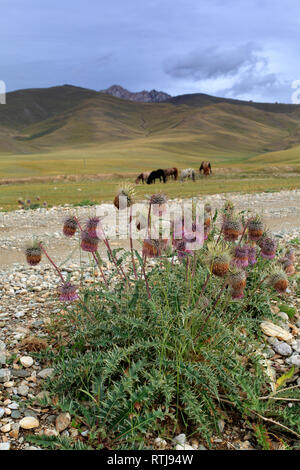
left=164, top=43, right=266, bottom=81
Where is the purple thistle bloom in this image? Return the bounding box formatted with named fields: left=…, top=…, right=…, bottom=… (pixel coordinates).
left=59, top=283, right=79, bottom=302
left=247, top=246, right=257, bottom=265
left=260, top=237, right=277, bottom=260
left=86, top=217, right=102, bottom=239
left=80, top=230, right=99, bottom=252
left=231, top=245, right=249, bottom=268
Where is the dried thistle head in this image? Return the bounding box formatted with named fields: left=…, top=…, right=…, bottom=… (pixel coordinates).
left=25, top=241, right=42, bottom=266
left=285, top=248, right=295, bottom=263
left=281, top=257, right=295, bottom=275
left=228, top=266, right=247, bottom=290
left=63, top=216, right=78, bottom=237
left=150, top=193, right=168, bottom=217
left=222, top=216, right=242, bottom=242
left=248, top=215, right=264, bottom=242
left=142, top=238, right=169, bottom=258
left=268, top=268, right=288, bottom=293
left=114, top=183, right=135, bottom=209
left=206, top=242, right=231, bottom=277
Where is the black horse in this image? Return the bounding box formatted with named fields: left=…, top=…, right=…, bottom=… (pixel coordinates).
left=146, top=169, right=166, bottom=184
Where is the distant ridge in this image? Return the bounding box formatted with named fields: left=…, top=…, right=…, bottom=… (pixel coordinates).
left=100, top=84, right=171, bottom=102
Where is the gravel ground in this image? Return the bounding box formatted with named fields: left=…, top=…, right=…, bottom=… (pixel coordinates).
left=0, top=189, right=300, bottom=450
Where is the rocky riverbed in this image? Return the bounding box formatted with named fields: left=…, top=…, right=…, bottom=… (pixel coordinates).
left=0, top=190, right=300, bottom=450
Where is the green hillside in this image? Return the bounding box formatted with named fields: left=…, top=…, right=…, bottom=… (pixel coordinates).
left=1, top=85, right=300, bottom=180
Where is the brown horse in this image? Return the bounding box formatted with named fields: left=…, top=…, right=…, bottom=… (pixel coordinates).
left=199, top=161, right=212, bottom=175
left=135, top=172, right=150, bottom=184
left=163, top=167, right=178, bottom=181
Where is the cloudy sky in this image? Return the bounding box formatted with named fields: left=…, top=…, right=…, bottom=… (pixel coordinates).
left=1, top=0, right=300, bottom=102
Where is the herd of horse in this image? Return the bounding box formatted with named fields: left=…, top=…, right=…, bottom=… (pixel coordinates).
left=135, top=161, right=212, bottom=184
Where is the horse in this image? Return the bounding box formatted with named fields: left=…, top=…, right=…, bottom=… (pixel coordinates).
left=146, top=169, right=167, bottom=184
left=163, top=167, right=178, bottom=181
left=199, top=161, right=212, bottom=175
left=135, top=172, right=150, bottom=184
left=180, top=168, right=196, bottom=182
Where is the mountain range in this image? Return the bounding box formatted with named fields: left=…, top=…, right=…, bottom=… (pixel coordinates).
left=100, top=84, right=171, bottom=102
left=1, top=84, right=300, bottom=175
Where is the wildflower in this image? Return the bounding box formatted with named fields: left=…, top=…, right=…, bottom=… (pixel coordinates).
left=231, top=245, right=249, bottom=268
left=260, top=237, right=277, bottom=260
left=247, top=245, right=257, bottom=265
left=59, top=283, right=79, bottom=302
left=174, top=239, right=187, bottom=261
left=43, top=201, right=48, bottom=207
left=80, top=231, right=99, bottom=253
left=228, top=267, right=247, bottom=290
left=222, top=217, right=242, bottom=242
left=207, top=243, right=231, bottom=277
left=183, top=230, right=203, bottom=252
left=248, top=216, right=264, bottom=242
left=25, top=243, right=42, bottom=266
left=285, top=248, right=295, bottom=263
left=113, top=183, right=135, bottom=210
left=85, top=217, right=101, bottom=239
left=142, top=238, right=169, bottom=258
left=150, top=193, right=168, bottom=217
left=26, top=199, right=31, bottom=205
left=281, top=257, right=295, bottom=275
left=63, top=216, right=78, bottom=237
left=232, top=288, right=245, bottom=299
left=269, top=269, right=288, bottom=293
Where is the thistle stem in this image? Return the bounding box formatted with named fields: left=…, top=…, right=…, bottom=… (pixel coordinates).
left=194, top=272, right=211, bottom=309
left=40, top=244, right=65, bottom=284
left=129, top=206, right=138, bottom=279
left=195, top=278, right=227, bottom=340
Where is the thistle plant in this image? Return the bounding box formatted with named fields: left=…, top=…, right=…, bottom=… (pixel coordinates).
left=248, top=216, right=264, bottom=242
left=206, top=242, right=231, bottom=277
left=222, top=216, right=243, bottom=242
left=63, top=216, right=78, bottom=238
left=113, top=183, right=135, bottom=210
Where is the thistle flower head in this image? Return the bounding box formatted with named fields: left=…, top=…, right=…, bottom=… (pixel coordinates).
left=174, top=239, right=188, bottom=261
left=231, top=245, right=249, bottom=268
left=142, top=238, right=169, bottom=258
left=63, top=216, right=78, bottom=237
left=247, top=245, right=257, bottom=265
left=206, top=242, right=231, bottom=277
left=228, top=266, right=247, bottom=290
left=25, top=241, right=42, bottom=266
left=260, top=237, right=277, bottom=260
left=59, top=282, right=79, bottom=302
left=268, top=268, right=288, bottom=293
left=248, top=216, right=264, bottom=242
left=222, top=216, right=242, bottom=242
left=281, top=257, right=295, bottom=275
left=80, top=231, right=99, bottom=253
left=150, top=193, right=168, bottom=217
left=232, top=288, right=245, bottom=299
left=285, top=248, right=295, bottom=263
left=85, top=216, right=101, bottom=239
left=114, top=183, right=135, bottom=209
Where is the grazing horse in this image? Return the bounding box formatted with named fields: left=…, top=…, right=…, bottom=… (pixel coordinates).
left=199, top=161, right=212, bottom=175
left=180, top=168, right=196, bottom=182
left=135, top=172, right=150, bottom=184
left=163, top=167, right=178, bottom=181
left=146, top=169, right=166, bottom=184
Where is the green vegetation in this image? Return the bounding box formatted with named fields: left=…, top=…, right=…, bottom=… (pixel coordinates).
left=25, top=201, right=299, bottom=450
